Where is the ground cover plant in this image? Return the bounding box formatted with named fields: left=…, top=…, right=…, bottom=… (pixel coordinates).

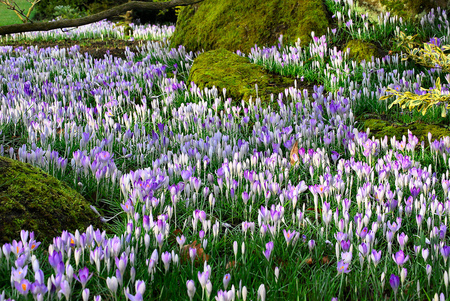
left=2, top=0, right=450, bottom=300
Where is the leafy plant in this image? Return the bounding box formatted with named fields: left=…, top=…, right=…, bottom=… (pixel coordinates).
left=392, top=31, right=420, bottom=52
left=381, top=77, right=450, bottom=117
left=53, top=4, right=86, bottom=19
left=382, top=38, right=450, bottom=117
left=406, top=38, right=450, bottom=72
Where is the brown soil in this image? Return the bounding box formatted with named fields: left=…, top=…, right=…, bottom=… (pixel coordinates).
left=0, top=38, right=145, bottom=59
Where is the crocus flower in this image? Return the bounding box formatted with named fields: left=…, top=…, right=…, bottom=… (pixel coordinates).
left=308, top=240, right=315, bottom=252
left=198, top=271, right=209, bottom=289
left=392, top=250, right=409, bottom=266
left=187, top=280, right=196, bottom=301
left=422, top=248, right=429, bottom=262
left=389, top=274, right=400, bottom=295
left=223, top=274, right=231, bottom=290
left=341, top=251, right=352, bottom=264
left=397, top=233, right=408, bottom=250
left=82, top=288, right=90, bottom=301
left=258, top=284, right=266, bottom=301
left=106, top=276, right=118, bottom=294
left=337, top=260, right=351, bottom=274
left=189, top=247, right=197, bottom=265
left=74, top=267, right=93, bottom=289
left=161, top=251, right=171, bottom=273
left=371, top=249, right=382, bottom=267
left=14, top=279, right=31, bottom=296
left=11, top=266, right=27, bottom=282
left=263, top=248, right=272, bottom=261
left=283, top=229, right=296, bottom=245
left=341, top=240, right=351, bottom=251
left=441, top=246, right=450, bottom=263
left=59, top=280, right=71, bottom=301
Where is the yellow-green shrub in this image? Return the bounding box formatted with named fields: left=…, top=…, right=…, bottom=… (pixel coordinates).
left=381, top=37, right=450, bottom=117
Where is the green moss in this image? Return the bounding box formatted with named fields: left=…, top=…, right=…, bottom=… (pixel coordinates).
left=0, top=156, right=103, bottom=245
left=170, top=0, right=329, bottom=53
left=188, top=48, right=295, bottom=104
left=361, top=118, right=450, bottom=143
left=344, top=40, right=380, bottom=62
left=380, top=0, right=445, bottom=20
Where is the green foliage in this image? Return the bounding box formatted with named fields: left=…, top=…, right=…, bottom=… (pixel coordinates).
left=407, top=42, right=450, bottom=72
left=381, top=39, right=450, bottom=117
left=34, top=0, right=125, bottom=21
left=53, top=4, right=86, bottom=19
left=382, top=77, right=450, bottom=117
left=392, top=31, right=420, bottom=52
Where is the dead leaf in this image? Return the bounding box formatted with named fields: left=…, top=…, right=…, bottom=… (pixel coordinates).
left=290, top=141, right=299, bottom=165
left=226, top=260, right=238, bottom=270
left=322, top=256, right=330, bottom=265
left=306, top=257, right=313, bottom=265
left=180, top=240, right=210, bottom=266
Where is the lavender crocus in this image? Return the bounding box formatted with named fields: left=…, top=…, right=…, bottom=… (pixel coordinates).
left=74, top=267, right=93, bottom=289
left=14, top=279, right=31, bottom=296
left=392, top=250, right=409, bottom=266
left=187, top=280, right=196, bottom=301
left=337, top=260, right=351, bottom=274
left=371, top=249, right=382, bottom=267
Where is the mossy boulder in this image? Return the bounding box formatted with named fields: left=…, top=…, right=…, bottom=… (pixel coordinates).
left=360, top=118, right=450, bottom=144
left=0, top=156, right=102, bottom=245
left=357, top=0, right=448, bottom=21
left=344, top=40, right=381, bottom=62
left=188, top=48, right=296, bottom=104
left=171, top=0, right=330, bottom=53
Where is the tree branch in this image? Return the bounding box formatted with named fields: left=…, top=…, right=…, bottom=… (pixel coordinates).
left=0, top=0, right=201, bottom=36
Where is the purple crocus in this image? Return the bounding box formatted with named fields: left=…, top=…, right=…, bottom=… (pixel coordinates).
left=392, top=250, right=409, bottom=266
left=14, top=279, right=31, bottom=296
left=337, top=260, right=351, bottom=274
left=48, top=251, right=63, bottom=270
left=389, top=274, right=400, bottom=295
left=371, top=249, right=382, bottom=267
left=181, top=169, right=192, bottom=181
left=74, top=267, right=93, bottom=289
left=308, top=240, right=315, bottom=252
left=441, top=246, right=450, bottom=262
left=263, top=241, right=274, bottom=261
left=341, top=240, right=351, bottom=251
left=397, top=232, right=408, bottom=250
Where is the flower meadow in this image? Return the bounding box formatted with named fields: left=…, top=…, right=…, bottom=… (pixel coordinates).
left=2, top=0, right=450, bottom=300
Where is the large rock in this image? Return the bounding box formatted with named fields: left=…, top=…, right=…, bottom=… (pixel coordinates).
left=171, top=0, right=330, bottom=53
left=344, top=39, right=382, bottom=62
left=360, top=118, right=450, bottom=144
left=356, top=0, right=448, bottom=21
left=0, top=156, right=102, bottom=245
left=188, top=48, right=296, bottom=104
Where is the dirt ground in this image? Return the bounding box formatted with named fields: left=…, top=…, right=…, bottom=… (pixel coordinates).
left=0, top=38, right=145, bottom=59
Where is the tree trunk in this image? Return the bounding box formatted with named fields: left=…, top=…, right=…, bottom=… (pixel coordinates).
left=0, top=0, right=202, bottom=36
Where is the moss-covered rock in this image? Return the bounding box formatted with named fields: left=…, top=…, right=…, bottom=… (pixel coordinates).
left=360, top=118, right=450, bottom=143
left=344, top=39, right=381, bottom=62
left=357, top=0, right=448, bottom=21
left=171, top=0, right=330, bottom=53
left=188, top=48, right=296, bottom=104
left=0, top=156, right=103, bottom=245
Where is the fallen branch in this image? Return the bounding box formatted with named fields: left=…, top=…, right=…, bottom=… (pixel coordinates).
left=0, top=0, right=202, bottom=35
